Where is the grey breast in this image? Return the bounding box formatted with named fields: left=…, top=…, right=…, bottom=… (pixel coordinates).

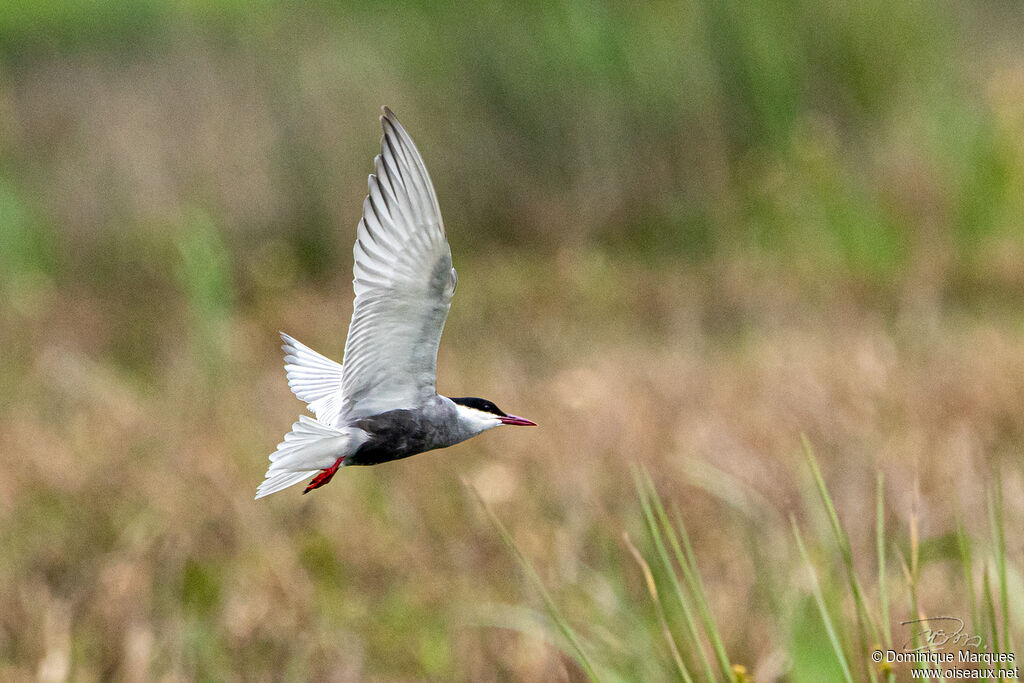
left=346, top=398, right=461, bottom=466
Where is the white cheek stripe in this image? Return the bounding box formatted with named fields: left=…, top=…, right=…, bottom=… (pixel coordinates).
left=455, top=405, right=503, bottom=432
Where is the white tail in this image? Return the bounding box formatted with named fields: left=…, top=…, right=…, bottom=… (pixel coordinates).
left=255, top=416, right=367, bottom=499
left=280, top=332, right=344, bottom=426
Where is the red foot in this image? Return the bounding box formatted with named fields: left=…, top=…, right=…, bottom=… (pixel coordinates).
left=303, top=457, right=343, bottom=494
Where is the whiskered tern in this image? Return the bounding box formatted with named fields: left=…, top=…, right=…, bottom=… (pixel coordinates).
left=256, top=107, right=535, bottom=499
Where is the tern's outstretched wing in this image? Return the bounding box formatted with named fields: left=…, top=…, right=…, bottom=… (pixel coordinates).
left=340, top=107, right=457, bottom=420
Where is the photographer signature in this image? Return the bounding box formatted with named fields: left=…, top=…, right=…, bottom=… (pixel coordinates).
left=902, top=616, right=983, bottom=651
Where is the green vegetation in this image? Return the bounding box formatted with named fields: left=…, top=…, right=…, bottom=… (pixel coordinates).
left=473, top=449, right=1018, bottom=681
left=1, top=0, right=1023, bottom=679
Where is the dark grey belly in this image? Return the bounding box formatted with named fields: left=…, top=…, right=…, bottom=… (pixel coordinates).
left=346, top=408, right=457, bottom=466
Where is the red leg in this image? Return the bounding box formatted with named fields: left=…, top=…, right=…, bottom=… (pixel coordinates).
left=303, top=457, right=344, bottom=494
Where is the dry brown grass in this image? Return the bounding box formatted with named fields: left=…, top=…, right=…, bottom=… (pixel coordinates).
left=2, top=250, right=1022, bottom=679
left=2, top=5, right=1023, bottom=676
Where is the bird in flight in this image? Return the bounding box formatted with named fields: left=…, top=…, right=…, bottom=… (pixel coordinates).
left=256, top=107, right=535, bottom=499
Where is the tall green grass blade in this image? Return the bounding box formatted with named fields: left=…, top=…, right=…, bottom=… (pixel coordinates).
left=801, top=436, right=879, bottom=681
left=632, top=466, right=719, bottom=682
left=989, top=471, right=1011, bottom=654
left=899, top=503, right=945, bottom=678
left=982, top=563, right=1000, bottom=659
left=792, top=516, right=855, bottom=683
left=896, top=550, right=921, bottom=655
left=876, top=472, right=890, bottom=649
left=638, top=467, right=732, bottom=680
left=623, top=532, right=693, bottom=683
left=905, top=499, right=926, bottom=670
left=984, top=481, right=1012, bottom=678
left=954, top=510, right=978, bottom=634
left=875, top=472, right=896, bottom=682
left=666, top=516, right=733, bottom=681
left=626, top=466, right=716, bottom=679
left=467, top=484, right=604, bottom=682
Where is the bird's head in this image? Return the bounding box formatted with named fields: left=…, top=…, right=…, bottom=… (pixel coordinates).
left=449, top=396, right=536, bottom=434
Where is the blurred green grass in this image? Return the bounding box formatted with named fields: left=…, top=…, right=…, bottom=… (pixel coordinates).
left=3, top=0, right=1022, bottom=290
left=1, top=0, right=1024, bottom=680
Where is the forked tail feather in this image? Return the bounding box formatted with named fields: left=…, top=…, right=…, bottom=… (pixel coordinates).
left=255, top=416, right=367, bottom=499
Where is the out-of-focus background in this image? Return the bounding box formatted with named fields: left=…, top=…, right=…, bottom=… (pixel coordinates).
left=2, top=1, right=1023, bottom=680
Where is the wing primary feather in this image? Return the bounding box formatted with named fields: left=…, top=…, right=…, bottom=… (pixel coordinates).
left=383, top=127, right=430, bottom=220
left=340, top=108, right=455, bottom=419
left=381, top=111, right=442, bottom=222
